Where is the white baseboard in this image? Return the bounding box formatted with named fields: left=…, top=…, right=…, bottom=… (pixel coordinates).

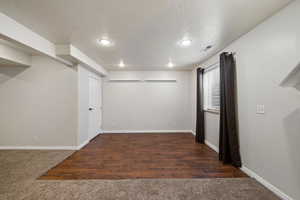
left=77, top=139, right=90, bottom=150
left=0, top=139, right=91, bottom=151
left=0, top=146, right=78, bottom=150
left=203, top=140, right=293, bottom=200
left=241, top=166, right=293, bottom=200
left=204, top=140, right=219, bottom=153
left=98, top=129, right=103, bottom=134
left=103, top=130, right=194, bottom=134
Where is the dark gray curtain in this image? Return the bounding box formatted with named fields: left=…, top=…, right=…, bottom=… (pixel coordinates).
left=195, top=68, right=205, bottom=143
left=219, top=52, right=242, bottom=167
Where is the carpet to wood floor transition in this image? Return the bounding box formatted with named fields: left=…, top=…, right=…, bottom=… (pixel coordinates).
left=0, top=147, right=280, bottom=200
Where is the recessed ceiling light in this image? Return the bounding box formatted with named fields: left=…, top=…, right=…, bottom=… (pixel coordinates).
left=167, top=61, right=174, bottom=68
left=97, top=38, right=112, bottom=47
left=178, top=38, right=192, bottom=47
left=119, top=60, right=125, bottom=68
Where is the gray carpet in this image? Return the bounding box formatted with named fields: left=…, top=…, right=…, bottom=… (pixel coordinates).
left=0, top=150, right=280, bottom=200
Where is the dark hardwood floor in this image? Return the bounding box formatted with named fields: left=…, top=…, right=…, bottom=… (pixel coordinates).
left=39, top=133, right=247, bottom=180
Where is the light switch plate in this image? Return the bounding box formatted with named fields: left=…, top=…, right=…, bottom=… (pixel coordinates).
left=256, top=105, right=265, bottom=114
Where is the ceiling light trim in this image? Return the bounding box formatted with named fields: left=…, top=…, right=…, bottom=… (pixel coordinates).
left=119, top=60, right=125, bottom=68
left=97, top=38, right=113, bottom=47
left=178, top=38, right=192, bottom=47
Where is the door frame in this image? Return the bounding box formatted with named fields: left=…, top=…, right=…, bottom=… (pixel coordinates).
left=88, top=73, right=102, bottom=141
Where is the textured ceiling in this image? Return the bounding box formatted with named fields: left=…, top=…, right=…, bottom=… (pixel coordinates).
left=0, top=0, right=292, bottom=70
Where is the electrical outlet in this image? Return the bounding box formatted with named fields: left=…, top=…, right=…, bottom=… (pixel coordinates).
left=256, top=105, right=265, bottom=114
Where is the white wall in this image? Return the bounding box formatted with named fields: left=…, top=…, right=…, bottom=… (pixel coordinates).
left=204, top=112, right=219, bottom=148
left=103, top=71, right=193, bottom=132
left=0, top=56, right=78, bottom=147
left=192, top=1, right=300, bottom=199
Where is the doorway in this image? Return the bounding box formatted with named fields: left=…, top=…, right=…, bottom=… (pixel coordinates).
left=88, top=74, right=102, bottom=140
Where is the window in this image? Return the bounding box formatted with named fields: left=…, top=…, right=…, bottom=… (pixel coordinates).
left=203, top=64, right=220, bottom=111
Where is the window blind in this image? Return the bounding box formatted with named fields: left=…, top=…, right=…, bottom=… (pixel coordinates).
left=203, top=65, right=220, bottom=111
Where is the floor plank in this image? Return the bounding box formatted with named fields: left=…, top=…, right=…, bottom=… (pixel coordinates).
left=39, top=133, right=247, bottom=180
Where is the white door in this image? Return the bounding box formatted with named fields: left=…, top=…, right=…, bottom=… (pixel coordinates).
left=88, top=75, right=102, bottom=140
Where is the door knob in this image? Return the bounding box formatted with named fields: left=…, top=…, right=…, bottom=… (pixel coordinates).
left=89, top=108, right=93, bottom=111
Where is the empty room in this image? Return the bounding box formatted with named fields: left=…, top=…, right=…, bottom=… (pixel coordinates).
left=0, top=0, right=299, bottom=199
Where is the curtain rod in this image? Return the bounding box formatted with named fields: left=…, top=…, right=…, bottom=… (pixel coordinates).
left=200, top=52, right=236, bottom=70
left=204, top=62, right=218, bottom=71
